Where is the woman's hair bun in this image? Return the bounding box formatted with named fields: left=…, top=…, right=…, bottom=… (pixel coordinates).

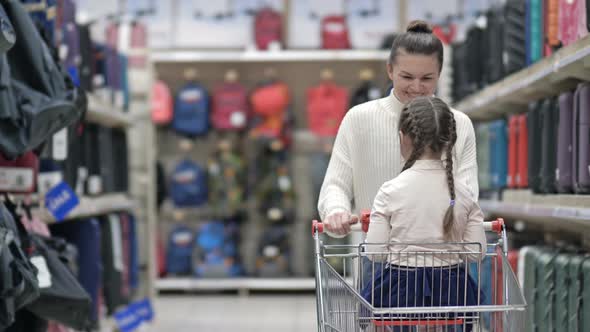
left=406, top=20, right=433, bottom=34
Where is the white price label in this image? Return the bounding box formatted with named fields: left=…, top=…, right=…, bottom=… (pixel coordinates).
left=230, top=111, right=246, bottom=127
left=87, top=175, right=103, bottom=195
left=267, top=208, right=283, bottom=221
left=109, top=215, right=124, bottom=272
left=31, top=256, right=52, bottom=288
left=0, top=167, right=34, bottom=192
left=263, top=245, right=279, bottom=258
left=52, top=128, right=68, bottom=161
left=278, top=176, right=291, bottom=191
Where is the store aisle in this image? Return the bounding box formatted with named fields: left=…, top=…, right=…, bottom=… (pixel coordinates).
left=145, top=294, right=317, bottom=331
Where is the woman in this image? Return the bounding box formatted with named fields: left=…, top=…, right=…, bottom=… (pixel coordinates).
left=318, top=20, right=479, bottom=237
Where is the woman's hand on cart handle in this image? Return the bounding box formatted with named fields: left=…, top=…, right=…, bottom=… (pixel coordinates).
left=312, top=209, right=371, bottom=236
left=483, top=218, right=504, bottom=235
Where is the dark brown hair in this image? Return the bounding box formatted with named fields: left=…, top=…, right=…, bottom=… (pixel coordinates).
left=398, top=96, right=457, bottom=240
left=388, top=20, right=444, bottom=72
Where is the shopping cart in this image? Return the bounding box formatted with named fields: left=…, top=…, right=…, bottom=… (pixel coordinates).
left=312, top=213, right=527, bottom=332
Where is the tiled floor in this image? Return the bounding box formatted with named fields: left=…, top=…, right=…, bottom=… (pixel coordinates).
left=144, top=294, right=317, bottom=332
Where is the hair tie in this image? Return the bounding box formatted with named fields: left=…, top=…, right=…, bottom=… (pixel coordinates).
left=450, top=200, right=455, bottom=207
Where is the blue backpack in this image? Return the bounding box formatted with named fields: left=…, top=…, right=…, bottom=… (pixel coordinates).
left=170, top=159, right=208, bottom=207
left=173, top=83, right=210, bottom=136
left=165, top=225, right=194, bottom=275
left=192, top=221, right=242, bottom=278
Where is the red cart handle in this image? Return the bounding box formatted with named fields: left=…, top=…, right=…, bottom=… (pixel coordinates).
left=483, top=218, right=504, bottom=235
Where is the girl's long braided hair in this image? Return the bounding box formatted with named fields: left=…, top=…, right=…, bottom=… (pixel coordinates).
left=398, top=96, right=458, bottom=240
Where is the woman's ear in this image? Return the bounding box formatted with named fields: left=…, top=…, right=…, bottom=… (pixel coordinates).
left=387, top=63, right=394, bottom=81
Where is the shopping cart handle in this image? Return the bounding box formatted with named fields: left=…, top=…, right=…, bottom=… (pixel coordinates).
left=312, top=210, right=371, bottom=236
left=483, top=218, right=504, bottom=235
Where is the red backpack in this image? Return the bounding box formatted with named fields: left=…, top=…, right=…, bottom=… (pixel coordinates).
left=0, top=151, right=39, bottom=193
left=254, top=7, right=282, bottom=50
left=212, top=82, right=249, bottom=131
left=321, top=15, right=351, bottom=49
left=307, top=82, right=349, bottom=137
left=250, top=82, right=290, bottom=138
left=151, top=80, right=173, bottom=125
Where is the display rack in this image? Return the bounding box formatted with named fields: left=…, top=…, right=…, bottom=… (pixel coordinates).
left=150, top=49, right=390, bottom=63
left=86, top=94, right=134, bottom=128
left=455, top=35, right=590, bottom=121
left=156, top=277, right=316, bottom=293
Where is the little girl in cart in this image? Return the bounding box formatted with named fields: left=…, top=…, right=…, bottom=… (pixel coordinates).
left=361, top=96, right=487, bottom=332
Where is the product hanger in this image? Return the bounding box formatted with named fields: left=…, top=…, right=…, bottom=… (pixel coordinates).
left=359, top=68, right=374, bottom=82
left=263, top=67, right=278, bottom=81
left=320, top=68, right=334, bottom=82
left=224, top=69, right=239, bottom=83
left=183, top=68, right=199, bottom=83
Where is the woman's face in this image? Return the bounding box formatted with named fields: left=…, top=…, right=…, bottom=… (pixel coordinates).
left=387, top=50, right=440, bottom=104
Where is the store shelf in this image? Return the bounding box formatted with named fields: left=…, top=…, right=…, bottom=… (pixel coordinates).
left=151, top=49, right=390, bottom=63
left=480, top=190, right=590, bottom=234
left=33, top=193, right=135, bottom=223
left=455, top=36, right=590, bottom=121
left=156, top=277, right=316, bottom=292
left=86, top=94, right=133, bottom=128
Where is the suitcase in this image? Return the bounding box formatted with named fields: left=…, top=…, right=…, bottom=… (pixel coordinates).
left=540, top=97, right=559, bottom=193
left=504, top=0, right=528, bottom=75
left=528, top=101, right=544, bottom=193
left=451, top=42, right=472, bottom=101
left=559, top=0, right=589, bottom=46
left=489, top=120, right=508, bottom=189
left=568, top=255, right=590, bottom=331
left=545, top=0, right=560, bottom=52
left=99, top=214, right=128, bottom=315
left=465, top=25, right=487, bottom=90
left=526, top=0, right=544, bottom=64
left=517, top=115, right=529, bottom=187
left=484, top=7, right=505, bottom=84
left=98, top=126, right=115, bottom=193
left=557, top=91, right=575, bottom=193
left=554, top=253, right=573, bottom=332
left=520, top=246, right=542, bottom=332
left=573, top=82, right=590, bottom=193
left=508, top=116, right=519, bottom=188
left=111, top=128, right=128, bottom=193
left=535, top=248, right=558, bottom=332
left=476, top=123, right=492, bottom=191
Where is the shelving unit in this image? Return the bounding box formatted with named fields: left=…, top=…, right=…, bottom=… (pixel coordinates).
left=480, top=190, right=590, bottom=234
left=156, top=277, right=316, bottom=293
left=33, top=193, right=135, bottom=223
left=150, top=49, right=390, bottom=63
left=455, top=35, right=590, bottom=121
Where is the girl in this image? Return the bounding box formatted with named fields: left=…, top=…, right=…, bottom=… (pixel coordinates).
left=361, top=96, right=486, bottom=332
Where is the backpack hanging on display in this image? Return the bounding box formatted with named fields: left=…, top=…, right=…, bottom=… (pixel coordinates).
left=249, top=82, right=290, bottom=140
left=208, top=143, right=246, bottom=218
left=558, top=0, right=588, bottom=47
left=504, top=0, right=527, bottom=75
left=573, top=82, right=590, bottom=193
left=256, top=225, right=290, bottom=277
left=0, top=151, right=39, bottom=194
left=49, top=218, right=102, bottom=327
left=170, top=159, right=208, bottom=207
left=321, top=15, right=351, bottom=49
left=211, top=81, right=248, bottom=131
left=0, top=0, right=85, bottom=159
left=151, top=80, right=174, bottom=125
left=165, top=225, right=194, bottom=275
left=256, top=165, right=295, bottom=224
left=56, top=0, right=80, bottom=85
left=557, top=91, right=574, bottom=193
left=539, top=97, right=559, bottom=194
left=307, top=81, right=349, bottom=137
left=254, top=7, right=282, bottom=50
left=350, top=79, right=382, bottom=107
left=173, top=82, right=210, bottom=137
left=192, top=221, right=241, bottom=278
left=489, top=119, right=508, bottom=190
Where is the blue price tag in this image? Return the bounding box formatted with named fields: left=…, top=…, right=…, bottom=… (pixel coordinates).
left=44, top=182, right=79, bottom=222
left=114, top=306, right=142, bottom=332
left=132, top=298, right=155, bottom=322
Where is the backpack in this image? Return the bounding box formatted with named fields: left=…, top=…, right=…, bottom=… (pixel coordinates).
left=256, top=225, right=290, bottom=277
left=249, top=82, right=290, bottom=139
left=211, top=82, right=248, bottom=131
left=151, top=80, right=173, bottom=125
left=558, top=0, right=588, bottom=47
left=192, top=221, right=242, bottom=278
left=165, top=225, right=194, bottom=275
left=254, top=7, right=282, bottom=50
left=173, top=82, right=210, bottom=136
left=170, top=159, right=208, bottom=207
left=208, top=147, right=246, bottom=218
left=350, top=80, right=382, bottom=107
left=256, top=165, right=295, bottom=224
left=307, top=82, right=349, bottom=137
left=0, top=151, right=39, bottom=194
left=321, top=15, right=351, bottom=49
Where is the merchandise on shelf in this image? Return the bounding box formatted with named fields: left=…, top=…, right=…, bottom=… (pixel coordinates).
left=489, top=119, right=508, bottom=190
left=211, top=74, right=249, bottom=131
left=207, top=141, right=246, bottom=219
left=170, top=159, right=208, bottom=208
left=173, top=81, right=210, bottom=137
left=249, top=80, right=291, bottom=141
left=151, top=80, right=174, bottom=125
left=307, top=76, right=349, bottom=137
left=573, top=82, right=590, bottom=193
left=557, top=91, right=575, bottom=193
left=558, top=0, right=589, bottom=47
left=256, top=225, right=290, bottom=277
left=539, top=97, right=558, bottom=194
left=165, top=225, right=195, bottom=276
left=321, top=15, right=351, bottom=49
left=254, top=6, right=283, bottom=50
left=192, top=220, right=242, bottom=278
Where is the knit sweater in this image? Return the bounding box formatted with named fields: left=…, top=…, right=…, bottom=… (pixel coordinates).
left=317, top=92, right=479, bottom=234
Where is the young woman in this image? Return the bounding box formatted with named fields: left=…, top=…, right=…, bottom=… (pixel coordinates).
left=318, top=20, right=479, bottom=237
left=362, top=96, right=486, bottom=332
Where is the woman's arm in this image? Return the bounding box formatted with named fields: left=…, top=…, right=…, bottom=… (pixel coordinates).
left=317, top=114, right=355, bottom=237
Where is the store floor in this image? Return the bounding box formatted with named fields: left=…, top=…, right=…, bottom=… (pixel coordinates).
left=145, top=294, right=317, bottom=331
